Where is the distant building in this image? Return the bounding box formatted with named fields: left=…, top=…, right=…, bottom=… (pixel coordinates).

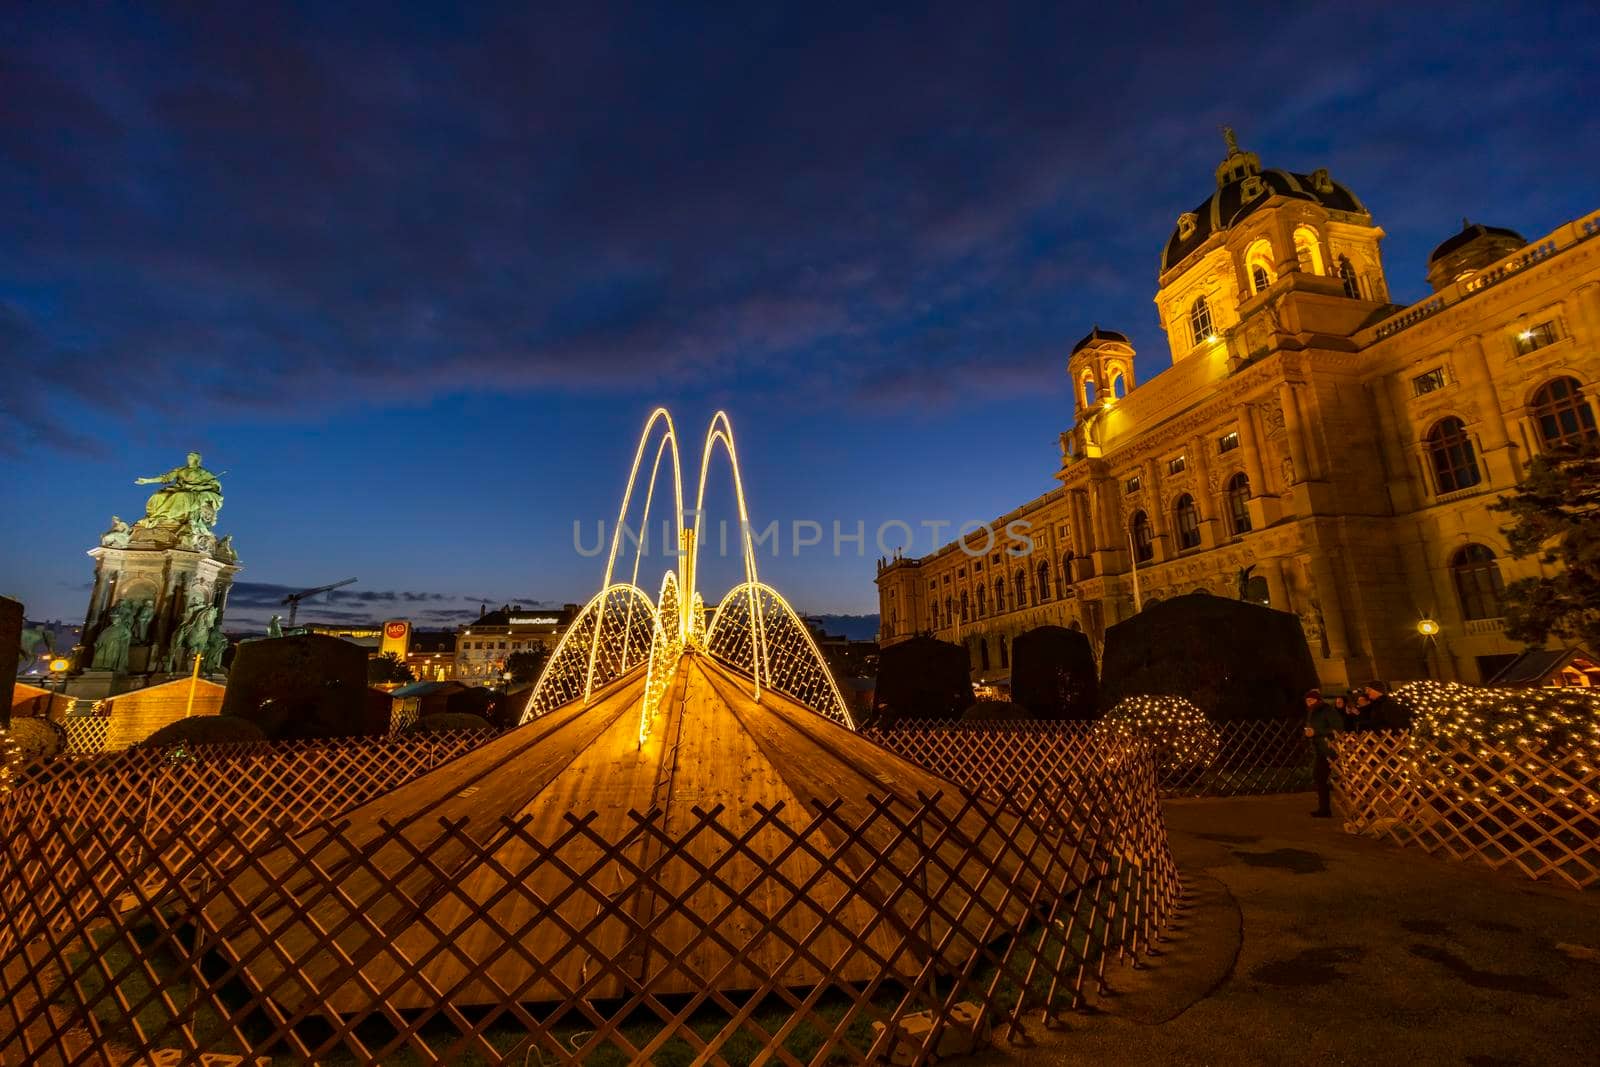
left=455, top=604, right=579, bottom=686
left=305, top=624, right=383, bottom=650
left=805, top=620, right=878, bottom=721
left=877, top=131, right=1600, bottom=688
left=404, top=630, right=457, bottom=682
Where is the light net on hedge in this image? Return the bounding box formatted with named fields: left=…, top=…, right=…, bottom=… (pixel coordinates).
left=1334, top=681, right=1600, bottom=889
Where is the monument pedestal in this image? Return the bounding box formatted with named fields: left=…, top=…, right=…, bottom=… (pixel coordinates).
left=75, top=453, right=241, bottom=696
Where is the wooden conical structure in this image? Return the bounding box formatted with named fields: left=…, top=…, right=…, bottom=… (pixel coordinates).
left=208, top=655, right=1030, bottom=1013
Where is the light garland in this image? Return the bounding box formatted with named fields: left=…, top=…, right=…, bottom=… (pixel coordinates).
left=1096, top=694, right=1221, bottom=773
left=0, top=725, right=19, bottom=795
left=524, top=409, right=854, bottom=731
left=1391, top=681, right=1600, bottom=823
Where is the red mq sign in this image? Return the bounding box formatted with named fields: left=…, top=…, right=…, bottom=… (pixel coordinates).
left=384, top=622, right=408, bottom=639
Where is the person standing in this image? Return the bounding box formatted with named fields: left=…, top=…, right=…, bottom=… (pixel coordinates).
left=1303, top=687, right=1342, bottom=818
left=1334, top=693, right=1360, bottom=731
left=1362, top=682, right=1406, bottom=729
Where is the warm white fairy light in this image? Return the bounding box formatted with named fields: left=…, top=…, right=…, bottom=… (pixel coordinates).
left=1392, top=680, right=1600, bottom=822
left=0, top=725, right=20, bottom=795
left=1096, top=694, right=1220, bottom=773
left=526, top=409, right=853, bottom=731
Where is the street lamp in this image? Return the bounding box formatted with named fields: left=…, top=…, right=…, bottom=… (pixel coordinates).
left=1416, top=618, right=1441, bottom=679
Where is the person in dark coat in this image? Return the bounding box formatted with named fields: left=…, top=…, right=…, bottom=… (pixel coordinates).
left=1334, top=693, right=1360, bottom=731
left=1361, top=682, right=1407, bottom=729
left=1303, top=687, right=1342, bottom=818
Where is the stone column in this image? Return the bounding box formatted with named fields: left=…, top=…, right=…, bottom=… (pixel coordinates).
left=1267, top=556, right=1295, bottom=614
left=1455, top=333, right=1515, bottom=484
left=1189, top=433, right=1219, bottom=547
left=1369, top=373, right=1418, bottom=513
left=1306, top=553, right=1354, bottom=662
left=1278, top=381, right=1312, bottom=491
left=1238, top=402, right=1269, bottom=490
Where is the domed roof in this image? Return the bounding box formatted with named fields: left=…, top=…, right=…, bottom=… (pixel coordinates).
left=1160, top=131, right=1368, bottom=275
left=1071, top=325, right=1130, bottom=355
left=1428, top=220, right=1526, bottom=264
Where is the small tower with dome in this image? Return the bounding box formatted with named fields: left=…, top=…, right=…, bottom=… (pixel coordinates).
left=1068, top=326, right=1136, bottom=415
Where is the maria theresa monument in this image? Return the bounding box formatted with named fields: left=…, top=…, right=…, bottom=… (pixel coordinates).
left=74, top=452, right=241, bottom=695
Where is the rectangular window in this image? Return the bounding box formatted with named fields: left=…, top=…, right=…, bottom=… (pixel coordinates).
left=1412, top=367, right=1447, bottom=396
left=1124, top=475, right=1142, bottom=493
left=1168, top=455, right=1187, bottom=475
left=1218, top=431, right=1240, bottom=453
left=1514, top=321, right=1558, bottom=355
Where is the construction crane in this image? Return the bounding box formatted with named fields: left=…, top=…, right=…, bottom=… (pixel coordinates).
left=282, top=578, right=358, bottom=628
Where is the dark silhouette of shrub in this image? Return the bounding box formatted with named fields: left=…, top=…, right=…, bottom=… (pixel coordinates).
left=872, top=636, right=973, bottom=725
left=143, top=715, right=268, bottom=748
left=1011, top=626, right=1100, bottom=719
left=961, top=700, right=1030, bottom=721
left=222, top=634, right=384, bottom=739
left=1099, top=593, right=1316, bottom=721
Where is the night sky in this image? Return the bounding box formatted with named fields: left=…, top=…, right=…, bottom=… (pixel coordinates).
left=4, top=2, right=1597, bottom=632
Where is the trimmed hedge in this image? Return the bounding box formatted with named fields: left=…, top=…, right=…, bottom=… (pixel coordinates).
left=143, top=716, right=268, bottom=748
left=872, top=636, right=974, bottom=725
left=7, top=717, right=64, bottom=762
left=962, top=700, right=1030, bottom=722
left=404, top=712, right=494, bottom=734
left=1099, top=593, right=1317, bottom=721
left=1011, top=626, right=1099, bottom=720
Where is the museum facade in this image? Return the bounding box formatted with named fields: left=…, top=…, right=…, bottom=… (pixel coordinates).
left=876, top=132, right=1600, bottom=689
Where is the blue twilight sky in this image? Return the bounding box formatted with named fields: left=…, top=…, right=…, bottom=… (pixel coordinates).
left=3, top=1, right=1598, bottom=630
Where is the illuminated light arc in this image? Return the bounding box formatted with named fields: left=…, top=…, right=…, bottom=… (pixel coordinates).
left=587, top=407, right=684, bottom=701
left=524, top=407, right=853, bottom=733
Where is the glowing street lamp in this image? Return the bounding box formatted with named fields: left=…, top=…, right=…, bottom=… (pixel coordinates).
left=1417, top=619, right=1440, bottom=637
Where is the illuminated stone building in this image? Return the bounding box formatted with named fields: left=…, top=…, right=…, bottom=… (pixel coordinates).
left=454, top=604, right=579, bottom=685
left=877, top=132, right=1600, bottom=688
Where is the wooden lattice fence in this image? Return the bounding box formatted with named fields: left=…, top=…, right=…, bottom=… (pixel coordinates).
left=0, top=730, right=1179, bottom=1065
left=865, top=717, right=1314, bottom=798
left=1334, top=730, right=1600, bottom=890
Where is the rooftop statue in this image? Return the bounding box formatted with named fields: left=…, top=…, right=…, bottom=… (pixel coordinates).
left=135, top=452, right=223, bottom=529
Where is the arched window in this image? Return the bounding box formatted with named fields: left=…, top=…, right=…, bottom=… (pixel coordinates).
left=998, top=635, right=1009, bottom=669
left=1293, top=226, right=1325, bottom=275
left=1110, top=370, right=1127, bottom=399
left=1062, top=552, right=1074, bottom=587
left=993, top=576, right=1005, bottom=613
left=976, top=584, right=986, bottom=617
left=1531, top=377, right=1599, bottom=450
left=1451, top=544, right=1505, bottom=621
left=1014, top=569, right=1028, bottom=609
left=1425, top=417, right=1481, bottom=493
left=1188, top=297, right=1213, bottom=347
left=1338, top=255, right=1361, bottom=299
left=1174, top=494, right=1201, bottom=550
left=959, top=589, right=970, bottom=622
left=1243, top=575, right=1270, bottom=606
left=944, top=597, right=953, bottom=627
left=1082, top=375, right=1097, bottom=407
left=1225, top=472, right=1252, bottom=534
left=979, top=637, right=991, bottom=671
left=1245, top=238, right=1275, bottom=294
left=931, top=601, right=940, bottom=629
left=1130, top=511, right=1154, bottom=563
left=1037, top=560, right=1052, bottom=601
